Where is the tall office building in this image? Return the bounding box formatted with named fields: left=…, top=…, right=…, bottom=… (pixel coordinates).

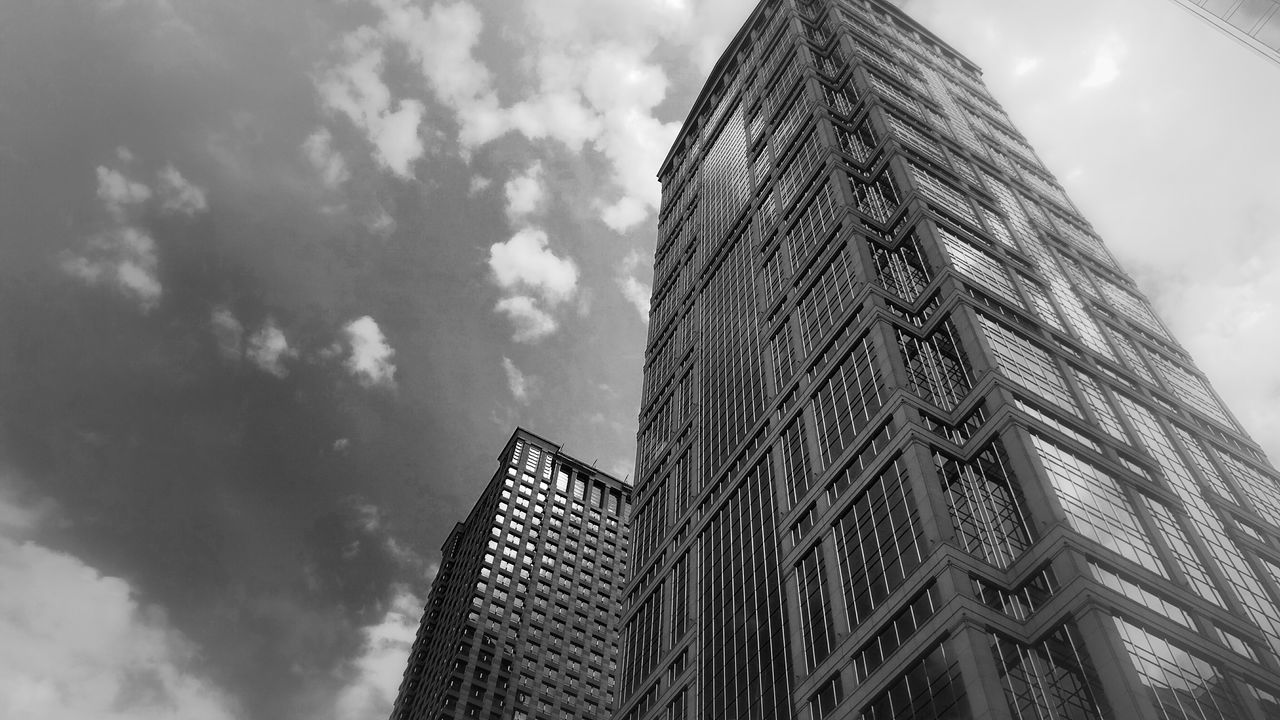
left=624, top=1, right=1280, bottom=719
left=389, top=428, right=631, bottom=720
left=1166, top=0, right=1280, bottom=65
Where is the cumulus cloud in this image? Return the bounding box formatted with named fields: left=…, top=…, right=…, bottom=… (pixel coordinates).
left=342, top=316, right=397, bottom=388
left=96, top=165, right=152, bottom=219
left=246, top=319, right=296, bottom=378
left=156, top=165, right=208, bottom=215
left=488, top=229, right=578, bottom=305
left=503, top=162, right=546, bottom=220
left=318, top=27, right=425, bottom=179
left=62, top=227, right=163, bottom=311
left=331, top=584, right=421, bottom=720
left=495, top=295, right=557, bottom=343
left=616, top=250, right=651, bottom=323
left=303, top=128, right=351, bottom=189
left=0, top=492, right=239, bottom=720
left=1081, top=32, right=1127, bottom=89
left=501, top=357, right=533, bottom=403
left=210, top=307, right=245, bottom=360
left=487, top=229, right=579, bottom=342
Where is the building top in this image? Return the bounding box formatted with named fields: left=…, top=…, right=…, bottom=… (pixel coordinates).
left=506, top=426, right=631, bottom=489
left=657, top=0, right=982, bottom=177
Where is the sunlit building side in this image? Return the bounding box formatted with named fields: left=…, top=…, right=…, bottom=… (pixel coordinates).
left=389, top=428, right=631, bottom=720
left=622, top=0, right=1280, bottom=719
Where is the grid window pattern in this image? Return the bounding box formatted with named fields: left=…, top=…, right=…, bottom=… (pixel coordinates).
left=779, top=414, right=813, bottom=506
left=851, top=170, right=900, bottom=223
left=1029, top=433, right=1167, bottom=575
left=762, top=242, right=791, bottom=309
left=702, top=231, right=766, bottom=478
left=885, top=113, right=945, bottom=163
left=811, top=333, right=886, bottom=469
left=1115, top=394, right=1280, bottom=656
left=1215, top=450, right=1280, bottom=529
left=981, top=206, right=1020, bottom=250
left=937, top=225, right=1023, bottom=308
left=621, top=584, right=664, bottom=696
left=1143, top=498, right=1225, bottom=607
left=1170, top=427, right=1240, bottom=504
left=1096, top=277, right=1171, bottom=340
left=808, top=672, right=845, bottom=720
left=700, top=105, right=751, bottom=252
left=977, top=314, right=1080, bottom=415
left=851, top=583, right=940, bottom=684
left=836, top=119, right=877, bottom=164
left=1071, top=370, right=1129, bottom=444
left=1019, top=275, right=1067, bottom=332
left=908, top=161, right=979, bottom=225
left=991, top=623, right=1111, bottom=720
left=897, top=320, right=972, bottom=412
left=856, top=641, right=971, bottom=720
left=1090, top=563, right=1195, bottom=629
left=973, top=566, right=1056, bottom=622
left=777, top=131, right=823, bottom=209
left=823, top=82, right=857, bottom=117
left=871, top=232, right=932, bottom=302
left=825, top=421, right=897, bottom=503
left=1104, top=326, right=1157, bottom=385
left=797, top=243, right=860, bottom=355
left=700, top=459, right=791, bottom=720
left=771, top=320, right=797, bottom=392
left=936, top=440, right=1034, bottom=569
left=785, top=179, right=840, bottom=271
left=796, top=545, right=836, bottom=671
left=1145, top=351, right=1233, bottom=427
left=1112, top=617, right=1249, bottom=720
left=832, top=456, right=925, bottom=629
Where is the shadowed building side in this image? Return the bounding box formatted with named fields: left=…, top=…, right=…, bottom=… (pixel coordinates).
left=389, top=428, right=632, bottom=720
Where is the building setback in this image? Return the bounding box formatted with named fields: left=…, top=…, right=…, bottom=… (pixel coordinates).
left=623, top=1, right=1280, bottom=719
left=389, top=428, right=631, bottom=720
left=1165, top=0, right=1280, bottom=66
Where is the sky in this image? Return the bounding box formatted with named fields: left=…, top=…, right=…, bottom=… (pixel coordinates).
left=0, top=0, right=1277, bottom=719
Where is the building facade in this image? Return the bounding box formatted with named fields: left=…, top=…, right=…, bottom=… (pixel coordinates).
left=624, top=1, right=1280, bottom=719
left=389, top=428, right=631, bottom=720
left=1166, top=0, right=1280, bottom=65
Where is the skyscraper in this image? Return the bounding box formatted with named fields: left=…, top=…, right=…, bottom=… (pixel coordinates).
left=624, top=1, right=1280, bottom=719
left=1166, top=0, right=1280, bottom=65
left=389, top=428, right=631, bottom=720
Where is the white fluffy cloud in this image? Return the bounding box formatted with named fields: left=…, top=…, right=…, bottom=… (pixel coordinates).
left=246, top=319, right=296, bottom=378
left=501, top=357, right=533, bottom=403
left=342, top=316, right=397, bottom=388
left=503, top=162, right=546, bottom=220
left=210, top=307, right=245, bottom=359
left=96, top=165, right=152, bottom=219
left=488, top=229, right=578, bottom=305
left=331, top=584, right=421, bottom=720
left=0, top=492, right=239, bottom=720
left=303, top=128, right=351, bottom=189
left=62, top=227, right=163, bottom=311
left=494, top=295, right=558, bottom=343
left=156, top=165, right=208, bottom=215
left=318, top=27, right=425, bottom=179
left=487, top=229, right=579, bottom=342
left=616, top=250, right=651, bottom=323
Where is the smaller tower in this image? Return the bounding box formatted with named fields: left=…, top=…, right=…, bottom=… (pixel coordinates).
left=390, top=428, right=632, bottom=720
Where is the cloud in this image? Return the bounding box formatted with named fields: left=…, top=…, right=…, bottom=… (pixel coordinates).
left=1081, top=33, right=1126, bottom=88
left=115, top=146, right=136, bottom=163
left=0, top=493, right=240, bottom=720
left=342, top=316, right=397, bottom=389
left=246, top=319, right=296, bottom=378
left=330, top=584, right=421, bottom=720
left=487, top=229, right=579, bottom=342
left=487, top=228, right=578, bottom=305
left=495, top=296, right=557, bottom=343
left=317, top=27, right=425, bottom=179
left=468, top=176, right=491, bottom=195
left=62, top=227, right=162, bottom=311
left=503, top=162, right=546, bottom=220
left=96, top=165, right=152, bottom=219
left=303, top=128, right=351, bottom=189
left=156, top=165, right=208, bottom=215
left=616, top=249, right=651, bottom=323
left=210, top=307, right=245, bottom=360
left=501, top=357, right=533, bottom=403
